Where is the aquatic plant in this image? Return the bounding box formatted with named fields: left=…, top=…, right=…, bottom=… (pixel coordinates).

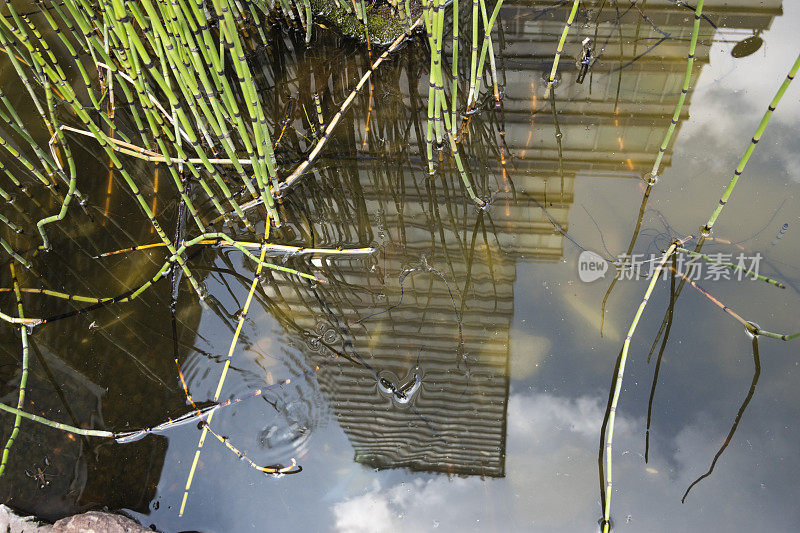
left=0, top=0, right=512, bottom=516
left=600, top=44, right=800, bottom=533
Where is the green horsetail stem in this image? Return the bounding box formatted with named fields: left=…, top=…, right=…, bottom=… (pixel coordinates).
left=670, top=267, right=800, bottom=342
left=118, top=232, right=325, bottom=303
left=97, top=71, right=210, bottom=230
left=146, top=0, right=267, bottom=205
left=675, top=247, right=785, bottom=288
left=600, top=1, right=705, bottom=335
left=23, top=232, right=337, bottom=326
left=60, top=125, right=275, bottom=166
left=109, top=70, right=229, bottom=222
left=467, top=0, right=502, bottom=107
left=602, top=239, right=683, bottom=533
left=0, top=211, right=20, bottom=233
left=0, top=129, right=53, bottom=190
left=0, top=180, right=11, bottom=201
left=0, top=382, right=289, bottom=442
left=280, top=17, right=423, bottom=192
left=703, top=51, right=800, bottom=233
left=446, top=130, right=487, bottom=207
left=301, top=0, right=313, bottom=43
left=467, top=0, right=479, bottom=107
left=17, top=2, right=102, bottom=186
left=25, top=4, right=103, bottom=110
left=0, top=156, right=25, bottom=191
left=213, top=0, right=282, bottom=213
left=91, top=239, right=375, bottom=259
left=2, top=0, right=208, bottom=291
left=0, top=264, right=30, bottom=478
left=422, top=0, right=434, bottom=135
left=433, top=0, right=446, bottom=146
left=422, top=0, right=441, bottom=175
left=246, top=3, right=269, bottom=43
left=0, top=399, right=113, bottom=437
left=95, top=4, right=237, bottom=221
left=177, top=233, right=323, bottom=282
left=543, top=0, right=579, bottom=99
left=0, top=237, right=30, bottom=270
left=179, top=231, right=271, bottom=516
left=0, top=287, right=113, bottom=303
left=449, top=0, right=458, bottom=136
left=0, top=87, right=67, bottom=192
left=649, top=0, right=704, bottom=182
left=104, top=1, right=258, bottom=230
left=0, top=23, right=54, bottom=168
left=37, top=85, right=79, bottom=250
left=484, top=16, right=501, bottom=113
left=748, top=327, right=800, bottom=341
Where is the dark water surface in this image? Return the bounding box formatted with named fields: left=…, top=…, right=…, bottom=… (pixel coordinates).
left=2, top=1, right=800, bottom=531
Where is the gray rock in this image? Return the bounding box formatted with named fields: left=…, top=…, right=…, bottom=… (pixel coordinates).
left=50, top=511, right=151, bottom=533
left=0, top=504, right=45, bottom=533
left=0, top=506, right=153, bottom=533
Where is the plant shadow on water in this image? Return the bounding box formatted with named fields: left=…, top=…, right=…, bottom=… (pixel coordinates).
left=1, top=1, right=800, bottom=532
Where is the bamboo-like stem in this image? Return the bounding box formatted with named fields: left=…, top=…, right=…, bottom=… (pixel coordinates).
left=0, top=400, right=113, bottom=438
left=279, top=17, right=423, bottom=192
left=675, top=247, right=784, bottom=288
left=467, top=0, right=479, bottom=110
left=0, top=287, right=114, bottom=303
left=37, top=97, right=79, bottom=250
left=703, top=50, right=800, bottom=233
left=466, top=0, right=503, bottom=108
left=648, top=0, right=704, bottom=182
left=747, top=327, right=800, bottom=341
left=174, top=357, right=299, bottom=490
left=0, top=374, right=306, bottom=442
left=3, top=233, right=327, bottom=327
left=672, top=266, right=800, bottom=341
left=543, top=0, right=580, bottom=99
left=669, top=266, right=752, bottom=329
left=0, top=211, right=21, bottom=233
left=0, top=264, right=30, bottom=477
left=0, top=237, right=31, bottom=270
left=449, top=0, right=459, bottom=137
left=4, top=4, right=208, bottom=299
left=600, top=1, right=705, bottom=334
left=95, top=240, right=376, bottom=257
left=59, top=125, right=266, bottom=164
left=180, top=226, right=273, bottom=516
left=602, top=239, right=683, bottom=533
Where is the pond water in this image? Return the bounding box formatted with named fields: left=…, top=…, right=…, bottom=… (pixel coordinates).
left=1, top=1, right=800, bottom=532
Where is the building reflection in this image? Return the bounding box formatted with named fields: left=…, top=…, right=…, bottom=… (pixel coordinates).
left=264, top=0, right=782, bottom=478
left=0, top=0, right=783, bottom=520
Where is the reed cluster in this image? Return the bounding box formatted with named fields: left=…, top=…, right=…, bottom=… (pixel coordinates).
left=0, top=0, right=510, bottom=511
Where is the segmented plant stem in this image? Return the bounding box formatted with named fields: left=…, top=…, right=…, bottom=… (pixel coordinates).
left=0, top=264, right=30, bottom=477
left=602, top=240, right=681, bottom=533
left=703, top=50, right=800, bottom=233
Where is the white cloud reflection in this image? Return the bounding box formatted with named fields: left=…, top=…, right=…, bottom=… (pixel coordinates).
left=332, top=391, right=800, bottom=532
